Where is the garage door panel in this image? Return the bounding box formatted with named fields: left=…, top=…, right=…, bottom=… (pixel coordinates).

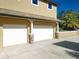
left=33, top=25, right=53, bottom=42
left=3, top=24, right=27, bottom=47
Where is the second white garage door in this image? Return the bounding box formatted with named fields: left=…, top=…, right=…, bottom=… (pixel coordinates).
left=33, top=25, right=53, bottom=42
left=3, top=24, right=27, bottom=47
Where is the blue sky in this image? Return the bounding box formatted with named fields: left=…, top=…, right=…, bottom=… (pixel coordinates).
left=51, top=0, right=79, bottom=13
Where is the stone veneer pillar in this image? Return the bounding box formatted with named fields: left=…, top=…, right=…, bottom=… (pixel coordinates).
left=27, top=20, right=33, bottom=44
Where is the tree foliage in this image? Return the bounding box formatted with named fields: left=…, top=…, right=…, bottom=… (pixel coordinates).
left=58, top=10, right=79, bottom=31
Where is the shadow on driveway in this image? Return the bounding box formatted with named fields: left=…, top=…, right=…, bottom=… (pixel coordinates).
left=65, top=51, right=79, bottom=59
left=53, top=41, right=79, bottom=59
left=53, top=41, right=79, bottom=51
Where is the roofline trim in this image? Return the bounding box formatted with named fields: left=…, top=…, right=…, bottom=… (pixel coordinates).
left=0, top=8, right=59, bottom=22
left=40, top=0, right=57, bottom=6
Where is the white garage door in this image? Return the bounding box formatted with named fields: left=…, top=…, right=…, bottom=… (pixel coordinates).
left=33, top=25, right=53, bottom=42
left=3, top=24, right=27, bottom=47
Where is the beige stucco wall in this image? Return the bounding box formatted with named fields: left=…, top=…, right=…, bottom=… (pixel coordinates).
left=0, top=17, right=29, bottom=25
left=0, top=0, right=57, bottom=19
left=0, top=25, right=3, bottom=48
left=57, top=31, right=79, bottom=38
left=34, top=20, right=56, bottom=26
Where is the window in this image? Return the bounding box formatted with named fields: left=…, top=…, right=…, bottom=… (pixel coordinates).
left=48, top=4, right=52, bottom=9
left=32, top=0, right=39, bottom=6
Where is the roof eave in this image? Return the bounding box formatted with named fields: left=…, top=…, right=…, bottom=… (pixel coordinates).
left=40, top=0, right=58, bottom=6
left=0, top=8, right=58, bottom=22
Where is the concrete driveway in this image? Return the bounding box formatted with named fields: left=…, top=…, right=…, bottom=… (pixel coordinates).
left=0, top=36, right=79, bottom=59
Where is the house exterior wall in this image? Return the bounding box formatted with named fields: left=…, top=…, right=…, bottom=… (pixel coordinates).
left=0, top=0, right=57, bottom=48
left=0, top=0, right=57, bottom=18
left=0, top=17, right=56, bottom=47
left=0, top=17, right=29, bottom=25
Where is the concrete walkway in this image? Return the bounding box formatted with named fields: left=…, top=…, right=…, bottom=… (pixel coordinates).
left=0, top=36, right=79, bottom=59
